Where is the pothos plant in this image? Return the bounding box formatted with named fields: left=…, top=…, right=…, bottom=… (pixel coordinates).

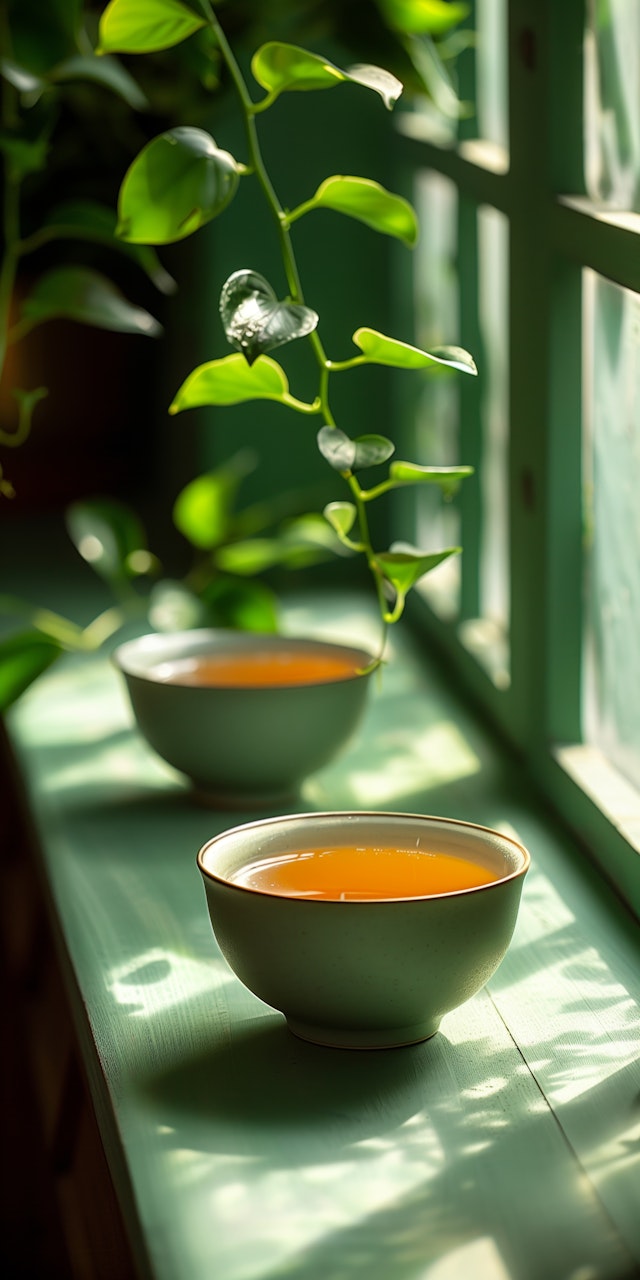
left=0, top=0, right=476, bottom=708
left=98, top=0, right=477, bottom=667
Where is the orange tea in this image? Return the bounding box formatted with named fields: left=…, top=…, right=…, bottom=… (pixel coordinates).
left=151, top=650, right=360, bottom=689
left=232, top=844, right=498, bottom=900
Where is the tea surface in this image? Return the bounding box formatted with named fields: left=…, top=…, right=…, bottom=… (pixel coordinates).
left=232, top=845, right=498, bottom=900
left=151, top=650, right=360, bottom=688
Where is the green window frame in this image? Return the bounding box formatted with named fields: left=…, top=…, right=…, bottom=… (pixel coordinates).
left=392, top=0, right=640, bottom=917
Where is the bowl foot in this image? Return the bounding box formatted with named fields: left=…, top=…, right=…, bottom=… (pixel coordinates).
left=285, top=1016, right=441, bottom=1050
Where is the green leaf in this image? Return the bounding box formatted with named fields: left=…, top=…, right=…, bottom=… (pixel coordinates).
left=317, top=426, right=355, bottom=471
left=324, top=501, right=357, bottom=539
left=98, top=0, right=206, bottom=55
left=50, top=54, right=148, bottom=110
left=251, top=43, right=402, bottom=110
left=170, top=354, right=291, bottom=413
left=66, top=499, right=149, bottom=586
left=317, top=427, right=394, bottom=472
left=376, top=0, right=470, bottom=36
left=173, top=452, right=255, bottom=550
left=147, top=580, right=209, bottom=632
left=389, top=461, right=473, bottom=498
left=377, top=544, right=461, bottom=619
left=43, top=200, right=177, bottom=294
left=220, top=270, right=318, bottom=366
left=216, top=539, right=285, bottom=576
left=0, top=631, right=63, bottom=711
left=353, top=328, right=477, bottom=373
left=299, top=177, right=418, bottom=247
left=117, top=127, right=239, bottom=245
left=0, top=133, right=49, bottom=179
left=199, top=577, right=279, bottom=633
left=351, top=434, right=395, bottom=469
left=19, top=267, right=162, bottom=336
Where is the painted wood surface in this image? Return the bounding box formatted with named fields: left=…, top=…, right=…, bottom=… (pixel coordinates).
left=7, top=595, right=640, bottom=1280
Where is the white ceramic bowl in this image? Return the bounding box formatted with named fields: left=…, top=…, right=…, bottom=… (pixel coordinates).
left=197, top=810, right=530, bottom=1048
left=113, top=629, right=373, bottom=806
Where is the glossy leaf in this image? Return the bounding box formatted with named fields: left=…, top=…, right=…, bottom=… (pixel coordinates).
left=173, top=453, right=255, bottom=550
left=389, top=461, right=474, bottom=498
left=66, top=499, right=149, bottom=585
left=376, top=0, right=470, bottom=36
left=378, top=545, right=460, bottom=594
left=170, top=354, right=291, bottom=413
left=301, top=177, right=418, bottom=247
left=323, top=501, right=357, bottom=539
left=0, top=631, right=63, bottom=712
left=220, top=270, right=318, bottom=366
left=317, top=426, right=394, bottom=472
left=43, top=200, right=177, bottom=294
left=317, top=426, right=356, bottom=471
left=353, top=328, right=477, bottom=374
left=50, top=54, right=148, bottom=110
left=252, top=43, right=402, bottom=110
left=117, top=127, right=239, bottom=245
left=98, top=0, right=206, bottom=55
left=19, top=267, right=162, bottom=336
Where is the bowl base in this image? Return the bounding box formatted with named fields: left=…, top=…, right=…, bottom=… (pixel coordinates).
left=286, top=1016, right=441, bottom=1050
left=193, top=783, right=298, bottom=811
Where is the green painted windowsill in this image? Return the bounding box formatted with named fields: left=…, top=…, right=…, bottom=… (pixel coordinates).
left=5, top=591, right=640, bottom=1280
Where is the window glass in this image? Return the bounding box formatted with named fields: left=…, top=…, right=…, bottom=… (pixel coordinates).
left=475, top=0, right=509, bottom=151
left=413, top=171, right=462, bottom=618
left=584, top=0, right=640, bottom=211
left=582, top=270, right=640, bottom=790
left=461, top=203, right=510, bottom=687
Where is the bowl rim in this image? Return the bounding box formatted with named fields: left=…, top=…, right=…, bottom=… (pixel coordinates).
left=197, top=809, right=531, bottom=904
left=112, top=628, right=376, bottom=688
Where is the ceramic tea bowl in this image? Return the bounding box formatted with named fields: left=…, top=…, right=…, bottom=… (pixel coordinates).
left=113, top=629, right=373, bottom=807
left=197, top=810, right=530, bottom=1049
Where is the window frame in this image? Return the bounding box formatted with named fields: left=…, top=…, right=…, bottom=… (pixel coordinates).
left=392, top=0, right=640, bottom=917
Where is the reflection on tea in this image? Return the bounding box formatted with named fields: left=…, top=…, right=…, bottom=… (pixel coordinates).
left=231, top=844, right=498, bottom=900
left=150, top=650, right=360, bottom=689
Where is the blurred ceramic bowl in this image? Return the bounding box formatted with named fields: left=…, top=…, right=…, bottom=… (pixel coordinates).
left=197, top=810, right=530, bottom=1049
left=113, top=629, right=373, bottom=806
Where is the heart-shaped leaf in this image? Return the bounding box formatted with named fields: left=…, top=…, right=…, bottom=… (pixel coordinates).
left=351, top=434, right=395, bottom=469
left=66, top=499, right=149, bottom=585
left=173, top=453, right=255, bottom=550
left=353, top=328, right=477, bottom=374
left=323, top=501, right=357, bottom=539
left=317, top=427, right=394, bottom=472
left=98, top=0, right=206, bottom=55
left=317, top=426, right=356, bottom=471
left=220, top=270, right=318, bottom=366
left=299, top=177, right=418, bottom=247
left=0, top=631, right=63, bottom=712
left=377, top=544, right=461, bottom=620
left=170, top=354, right=291, bottom=413
left=389, top=461, right=474, bottom=498
left=379, top=544, right=461, bottom=589
left=251, top=43, right=402, bottom=109
left=117, top=127, right=239, bottom=245
left=19, top=267, right=162, bottom=335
